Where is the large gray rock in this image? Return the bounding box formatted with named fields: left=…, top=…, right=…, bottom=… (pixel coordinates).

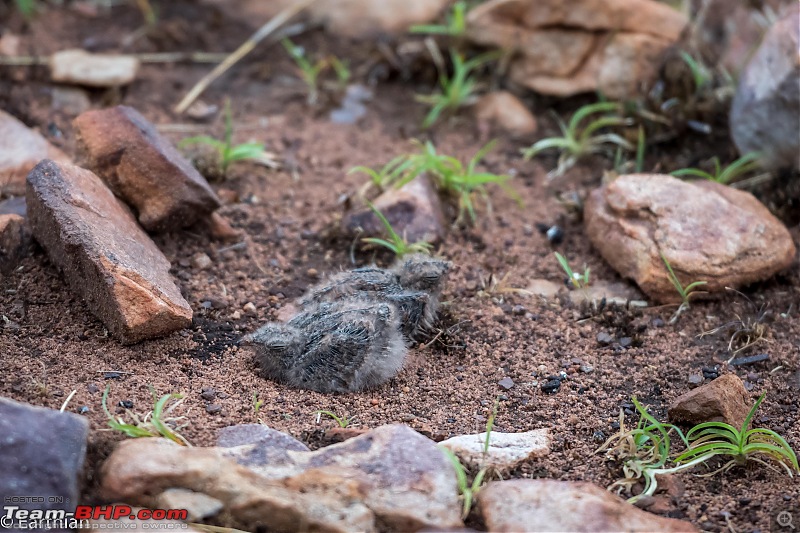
left=26, top=160, right=192, bottom=344
left=0, top=397, right=89, bottom=532
left=584, top=174, right=796, bottom=304
left=102, top=424, right=463, bottom=532
left=477, top=479, right=698, bottom=532
left=730, top=4, right=800, bottom=170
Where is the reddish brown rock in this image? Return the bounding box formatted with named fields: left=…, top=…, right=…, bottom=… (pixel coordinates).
left=730, top=4, right=800, bottom=170
left=0, top=214, right=30, bottom=275
left=343, top=174, right=447, bottom=244
left=73, top=106, right=220, bottom=232
left=466, top=0, right=687, bottom=98
left=474, top=91, right=537, bottom=137
left=0, top=110, right=71, bottom=197
left=584, top=174, right=796, bottom=303
left=26, top=160, right=192, bottom=344
left=477, top=479, right=698, bottom=532
left=669, top=374, right=752, bottom=429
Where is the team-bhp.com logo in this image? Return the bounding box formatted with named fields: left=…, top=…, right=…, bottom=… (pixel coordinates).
left=2, top=505, right=188, bottom=529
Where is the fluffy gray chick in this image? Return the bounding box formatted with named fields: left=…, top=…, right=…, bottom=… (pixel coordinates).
left=242, top=299, right=407, bottom=393
left=299, top=254, right=450, bottom=338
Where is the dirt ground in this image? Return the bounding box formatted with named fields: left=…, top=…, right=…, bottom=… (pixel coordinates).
left=1, top=2, right=799, bottom=532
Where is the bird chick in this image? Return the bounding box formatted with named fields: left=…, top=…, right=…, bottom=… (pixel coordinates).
left=298, top=254, right=451, bottom=338
left=243, top=299, right=408, bottom=393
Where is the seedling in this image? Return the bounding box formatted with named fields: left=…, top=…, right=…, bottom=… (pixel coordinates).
left=674, top=393, right=798, bottom=477
left=349, top=155, right=414, bottom=198
left=679, top=51, right=713, bottom=94
left=416, top=50, right=500, bottom=128
left=282, top=38, right=327, bottom=104
left=360, top=202, right=433, bottom=257
left=14, top=0, right=36, bottom=18
left=180, top=99, right=275, bottom=177
left=670, top=152, right=761, bottom=184
left=440, top=399, right=498, bottom=519
left=661, top=253, right=707, bottom=323
left=135, top=0, right=158, bottom=27
left=522, top=102, right=634, bottom=178
left=555, top=252, right=590, bottom=290
left=315, top=410, right=354, bottom=428
left=410, top=1, right=468, bottom=37
left=253, top=391, right=264, bottom=420
left=102, top=385, right=190, bottom=446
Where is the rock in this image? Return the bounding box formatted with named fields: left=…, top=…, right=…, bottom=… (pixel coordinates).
left=584, top=174, right=796, bottom=304
left=0, top=109, right=71, bottom=197
left=568, top=280, right=646, bottom=306
left=730, top=4, right=800, bottom=170
left=466, top=0, right=687, bottom=99
left=525, top=278, right=563, bottom=299
left=474, top=91, right=537, bottom=136
left=191, top=252, right=212, bottom=270
left=202, top=0, right=450, bottom=38
left=477, top=479, right=698, bottom=532
left=26, top=160, right=193, bottom=344
left=0, top=196, right=26, bottom=217
left=498, top=377, right=515, bottom=390
left=200, top=211, right=241, bottom=241
left=440, top=429, right=550, bottom=471
left=102, top=424, right=462, bottom=532
left=51, top=86, right=92, bottom=116
left=344, top=174, right=447, bottom=244
left=73, top=105, right=220, bottom=232
left=0, top=397, right=89, bottom=525
left=0, top=213, right=30, bottom=275
left=669, top=374, right=752, bottom=429
left=49, top=49, right=140, bottom=87
left=156, top=488, right=224, bottom=521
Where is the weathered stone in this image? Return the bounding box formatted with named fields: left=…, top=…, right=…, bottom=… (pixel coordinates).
left=51, top=86, right=92, bottom=116
left=525, top=278, right=563, bottom=299
left=730, top=4, right=800, bottom=170
left=568, top=280, right=646, bottom=306
left=49, top=49, right=140, bottom=87
left=669, top=374, right=752, bottom=429
left=73, top=106, right=220, bottom=232
left=440, top=429, right=550, bottom=471
left=156, top=489, right=225, bottom=521
left=344, top=174, right=447, bottom=244
left=584, top=174, right=796, bottom=303
left=0, top=397, right=89, bottom=530
left=102, top=424, right=462, bottom=532
left=202, top=0, right=449, bottom=38
left=474, top=91, right=537, bottom=136
left=26, top=160, right=193, bottom=344
left=466, top=0, right=687, bottom=99
left=0, top=109, right=70, bottom=197
left=0, top=213, right=30, bottom=275
left=477, top=479, right=698, bottom=532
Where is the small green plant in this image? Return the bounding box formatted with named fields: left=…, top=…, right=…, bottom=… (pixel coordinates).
left=661, top=253, right=707, bottom=323
left=599, top=394, right=798, bottom=504
left=14, top=0, right=36, bottom=18
left=253, top=391, right=264, bottom=420
left=315, top=410, right=354, bottom=428
left=416, top=50, right=500, bottom=128
left=102, top=385, right=190, bottom=446
left=679, top=51, right=713, bottom=94
left=361, top=202, right=433, bottom=257
left=674, top=393, right=799, bottom=477
left=282, top=38, right=327, bottom=104
left=349, top=155, right=415, bottom=198
left=180, top=100, right=273, bottom=178
left=440, top=399, right=498, bottom=519
left=522, top=102, right=634, bottom=178
left=410, top=1, right=468, bottom=37
left=554, top=252, right=590, bottom=290
left=670, top=152, right=761, bottom=184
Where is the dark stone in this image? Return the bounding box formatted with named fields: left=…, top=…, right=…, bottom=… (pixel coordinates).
left=541, top=379, right=561, bottom=394
left=0, top=397, right=89, bottom=531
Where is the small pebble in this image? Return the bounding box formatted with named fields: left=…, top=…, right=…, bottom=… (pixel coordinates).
left=370, top=399, right=379, bottom=406
left=307, top=268, right=319, bottom=278
left=511, top=305, right=527, bottom=316
left=206, top=404, right=222, bottom=414
left=541, top=379, right=561, bottom=394
left=498, top=377, right=515, bottom=390
left=118, top=400, right=133, bottom=409
left=580, top=364, right=594, bottom=373
left=702, top=366, right=719, bottom=380
left=619, top=337, right=632, bottom=348
left=688, top=374, right=704, bottom=385
left=192, top=252, right=212, bottom=270
left=201, top=387, right=217, bottom=401
left=243, top=302, right=257, bottom=315
left=596, top=332, right=614, bottom=345
left=78, top=406, right=90, bottom=414
left=545, top=225, right=564, bottom=244
left=87, top=383, right=99, bottom=394
left=231, top=310, right=242, bottom=320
